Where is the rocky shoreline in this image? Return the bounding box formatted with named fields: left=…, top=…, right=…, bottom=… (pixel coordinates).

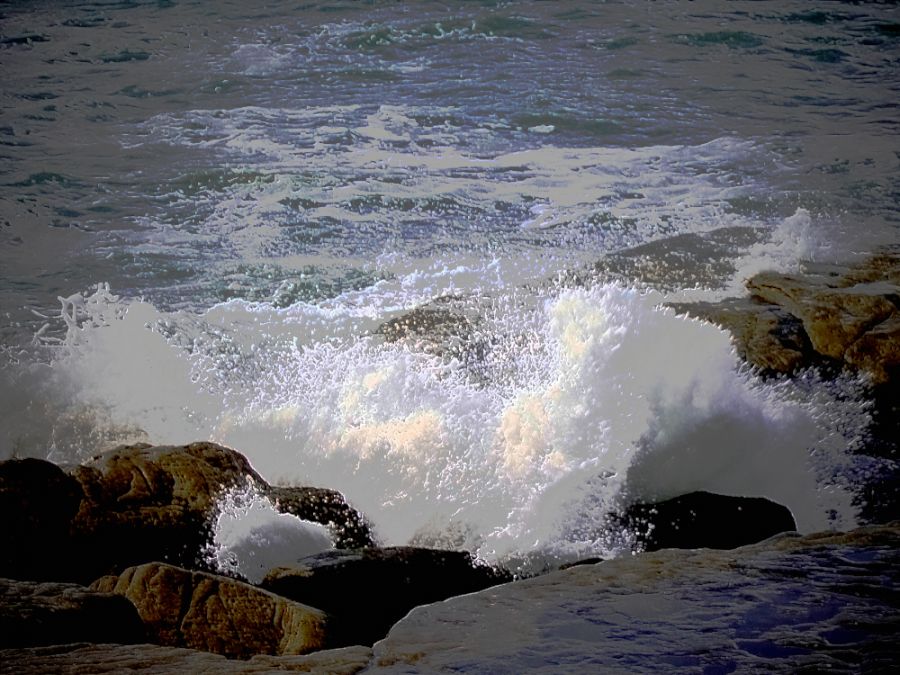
left=2, top=253, right=899, bottom=672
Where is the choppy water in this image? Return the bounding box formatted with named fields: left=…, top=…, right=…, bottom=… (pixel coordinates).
left=1, top=0, right=898, bottom=569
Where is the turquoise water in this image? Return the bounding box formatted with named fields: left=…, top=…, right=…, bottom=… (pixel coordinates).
left=1, top=0, right=897, bottom=567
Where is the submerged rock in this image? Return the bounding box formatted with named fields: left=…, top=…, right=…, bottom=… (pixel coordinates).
left=0, top=643, right=373, bottom=674
left=261, top=547, right=512, bottom=647
left=622, top=491, right=797, bottom=551
left=369, top=523, right=900, bottom=673
left=91, top=562, right=328, bottom=659
left=0, top=577, right=144, bottom=649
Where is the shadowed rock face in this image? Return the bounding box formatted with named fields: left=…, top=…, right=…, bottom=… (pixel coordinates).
left=0, top=459, right=82, bottom=581
left=621, top=491, right=797, bottom=552
left=0, top=443, right=374, bottom=583
left=262, top=547, right=512, bottom=647
left=91, top=562, right=328, bottom=659
left=0, top=578, right=145, bottom=649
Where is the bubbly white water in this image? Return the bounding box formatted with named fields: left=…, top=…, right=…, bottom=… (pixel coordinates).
left=3, top=267, right=873, bottom=571
left=206, top=483, right=334, bottom=584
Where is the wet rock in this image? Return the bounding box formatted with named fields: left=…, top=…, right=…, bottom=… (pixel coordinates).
left=667, top=298, right=815, bottom=374
left=262, top=547, right=512, bottom=646
left=369, top=524, right=900, bottom=673
left=268, top=486, right=375, bottom=550
left=67, top=442, right=263, bottom=580
left=57, top=442, right=373, bottom=581
left=91, top=562, right=328, bottom=658
left=375, top=298, right=488, bottom=366
left=747, top=271, right=897, bottom=363
left=622, top=491, right=797, bottom=551
left=0, top=577, right=144, bottom=649
left=0, top=458, right=83, bottom=580
left=0, top=643, right=373, bottom=674
left=668, top=252, right=900, bottom=386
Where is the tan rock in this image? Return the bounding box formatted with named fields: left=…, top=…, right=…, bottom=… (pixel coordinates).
left=63, top=442, right=373, bottom=581
left=667, top=298, right=812, bottom=374
left=845, top=313, right=900, bottom=385
left=747, top=272, right=896, bottom=360
left=0, top=643, right=373, bottom=674
left=91, top=562, right=328, bottom=659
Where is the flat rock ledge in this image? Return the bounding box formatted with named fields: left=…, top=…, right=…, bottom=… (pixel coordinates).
left=0, top=643, right=373, bottom=675
left=3, top=524, right=897, bottom=673
left=92, top=562, right=328, bottom=659
left=369, top=522, right=900, bottom=673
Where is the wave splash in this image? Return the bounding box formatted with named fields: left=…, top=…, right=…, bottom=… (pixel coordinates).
left=2, top=277, right=873, bottom=570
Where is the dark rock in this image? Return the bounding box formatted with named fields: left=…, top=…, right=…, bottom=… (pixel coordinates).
left=268, top=486, right=375, bottom=550
left=0, top=577, right=144, bottom=649
left=0, top=643, right=374, bottom=674
left=622, top=491, right=797, bottom=551
left=0, top=458, right=83, bottom=581
left=261, top=547, right=512, bottom=646
left=91, top=562, right=328, bottom=658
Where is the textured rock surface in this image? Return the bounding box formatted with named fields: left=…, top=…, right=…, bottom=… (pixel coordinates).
left=262, top=547, right=511, bottom=646
left=369, top=524, right=900, bottom=673
left=0, top=443, right=374, bottom=582
left=622, top=491, right=797, bottom=551
left=0, top=643, right=373, bottom=674
left=0, top=458, right=83, bottom=581
left=268, top=486, right=375, bottom=550
left=668, top=253, right=900, bottom=385
left=91, top=562, right=328, bottom=658
left=0, top=578, right=144, bottom=648
left=68, top=442, right=265, bottom=579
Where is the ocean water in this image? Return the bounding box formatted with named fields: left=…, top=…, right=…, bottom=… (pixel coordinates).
left=1, top=0, right=898, bottom=571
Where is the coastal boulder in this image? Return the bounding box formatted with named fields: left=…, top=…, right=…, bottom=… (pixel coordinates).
left=668, top=252, right=900, bottom=386
left=622, top=491, right=797, bottom=551
left=91, top=562, right=328, bottom=658
left=67, top=442, right=264, bottom=579
left=261, top=547, right=512, bottom=646
left=0, top=458, right=83, bottom=580
left=0, top=577, right=144, bottom=648
left=65, top=442, right=374, bottom=581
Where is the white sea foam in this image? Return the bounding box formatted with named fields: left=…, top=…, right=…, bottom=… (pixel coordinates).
left=6, top=274, right=873, bottom=571
left=206, top=482, right=334, bottom=583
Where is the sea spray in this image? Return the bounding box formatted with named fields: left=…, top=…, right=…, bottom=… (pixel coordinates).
left=205, top=482, right=334, bottom=584
left=6, top=277, right=873, bottom=570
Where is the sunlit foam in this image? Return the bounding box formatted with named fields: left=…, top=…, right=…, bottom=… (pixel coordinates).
left=5, top=277, right=874, bottom=571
